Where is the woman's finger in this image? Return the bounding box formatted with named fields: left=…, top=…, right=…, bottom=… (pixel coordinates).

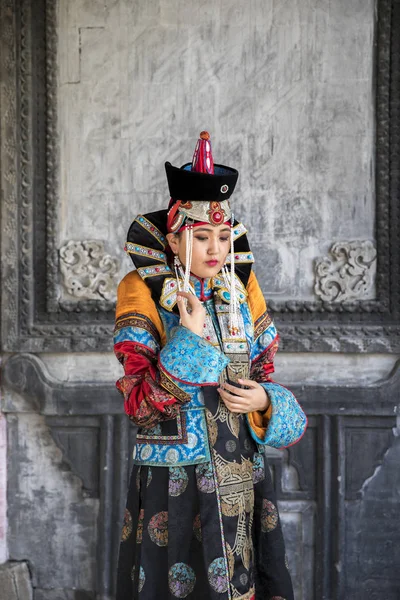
left=237, top=378, right=259, bottom=388
left=221, top=382, right=249, bottom=397
left=176, top=295, right=189, bottom=316
left=177, top=291, right=203, bottom=312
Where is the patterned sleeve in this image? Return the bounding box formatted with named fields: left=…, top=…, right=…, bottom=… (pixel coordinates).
left=115, top=315, right=229, bottom=429
left=246, top=273, right=307, bottom=448
left=114, top=312, right=193, bottom=428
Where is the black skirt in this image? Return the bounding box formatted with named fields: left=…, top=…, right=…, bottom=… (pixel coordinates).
left=116, top=388, right=294, bottom=600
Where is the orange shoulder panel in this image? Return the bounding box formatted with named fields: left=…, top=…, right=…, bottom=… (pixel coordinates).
left=246, top=270, right=267, bottom=323
left=115, top=270, right=166, bottom=346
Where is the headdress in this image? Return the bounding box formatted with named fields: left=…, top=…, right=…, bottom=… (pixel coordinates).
left=124, top=132, right=254, bottom=335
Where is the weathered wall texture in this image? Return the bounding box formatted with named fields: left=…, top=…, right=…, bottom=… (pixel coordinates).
left=1, top=0, right=400, bottom=599
left=57, top=0, right=376, bottom=302
left=0, top=415, right=6, bottom=565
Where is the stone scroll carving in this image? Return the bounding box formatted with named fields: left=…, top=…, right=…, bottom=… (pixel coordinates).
left=59, top=240, right=119, bottom=302
left=314, top=241, right=377, bottom=302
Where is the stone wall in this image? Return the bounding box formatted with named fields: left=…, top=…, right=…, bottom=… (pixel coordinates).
left=1, top=0, right=399, bottom=599
left=57, top=0, right=376, bottom=303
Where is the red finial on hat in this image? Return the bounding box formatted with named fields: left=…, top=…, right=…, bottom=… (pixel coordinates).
left=191, top=131, right=214, bottom=175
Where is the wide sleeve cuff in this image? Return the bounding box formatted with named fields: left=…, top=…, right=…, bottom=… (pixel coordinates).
left=247, top=382, right=307, bottom=448
left=159, top=326, right=229, bottom=386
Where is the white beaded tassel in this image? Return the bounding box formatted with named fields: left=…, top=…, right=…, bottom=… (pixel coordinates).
left=183, top=224, right=193, bottom=293
left=228, top=214, right=239, bottom=335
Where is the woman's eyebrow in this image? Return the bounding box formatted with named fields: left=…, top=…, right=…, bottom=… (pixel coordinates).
left=194, top=228, right=231, bottom=233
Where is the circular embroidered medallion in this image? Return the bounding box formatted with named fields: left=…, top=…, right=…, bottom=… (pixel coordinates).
left=141, top=444, right=153, bottom=460
left=244, top=438, right=253, bottom=452
left=240, top=573, right=249, bottom=586
left=169, top=467, right=189, bottom=497
left=196, top=462, right=216, bottom=493
left=261, top=499, right=279, bottom=533
left=136, top=509, right=144, bottom=543
left=148, top=511, right=168, bottom=546
left=208, top=557, right=229, bottom=593
left=168, top=562, right=196, bottom=598
left=187, top=432, right=198, bottom=449
left=193, top=514, right=202, bottom=542
left=252, top=453, right=265, bottom=484
left=121, top=508, right=132, bottom=541
left=225, top=439, right=237, bottom=453
left=220, top=184, right=229, bottom=194
left=166, top=448, right=180, bottom=465
left=131, top=566, right=146, bottom=591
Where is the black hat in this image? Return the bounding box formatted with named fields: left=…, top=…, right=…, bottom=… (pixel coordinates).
left=164, top=131, right=238, bottom=201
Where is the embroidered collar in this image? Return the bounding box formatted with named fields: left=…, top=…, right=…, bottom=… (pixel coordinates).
left=159, top=272, right=248, bottom=312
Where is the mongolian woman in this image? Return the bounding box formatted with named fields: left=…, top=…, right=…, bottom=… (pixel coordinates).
left=114, top=132, right=307, bottom=600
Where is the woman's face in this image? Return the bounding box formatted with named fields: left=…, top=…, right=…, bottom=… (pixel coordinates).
left=167, top=223, right=231, bottom=279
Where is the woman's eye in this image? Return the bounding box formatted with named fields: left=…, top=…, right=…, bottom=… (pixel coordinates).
left=220, top=237, right=230, bottom=242
left=195, top=237, right=208, bottom=241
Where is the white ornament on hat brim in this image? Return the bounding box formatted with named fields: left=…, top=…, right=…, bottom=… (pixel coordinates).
left=178, top=200, right=232, bottom=226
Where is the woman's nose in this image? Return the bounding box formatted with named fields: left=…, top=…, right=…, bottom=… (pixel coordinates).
left=208, top=239, right=219, bottom=254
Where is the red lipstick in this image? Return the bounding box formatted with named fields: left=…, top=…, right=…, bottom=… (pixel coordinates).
left=206, top=260, right=218, bottom=267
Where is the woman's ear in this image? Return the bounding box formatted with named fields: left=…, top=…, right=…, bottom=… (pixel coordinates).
left=166, top=232, right=179, bottom=255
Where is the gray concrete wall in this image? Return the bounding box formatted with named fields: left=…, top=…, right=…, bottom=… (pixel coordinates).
left=57, top=0, right=376, bottom=301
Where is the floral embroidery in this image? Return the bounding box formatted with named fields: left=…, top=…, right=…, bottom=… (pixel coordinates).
left=193, top=514, right=202, bottom=542
left=136, top=509, right=144, bottom=543
left=208, top=557, right=229, bottom=593
left=168, top=467, right=189, bottom=497
left=261, top=499, right=278, bottom=533
left=252, top=453, right=265, bottom=484
left=115, top=311, right=161, bottom=339
left=159, top=326, right=229, bottom=385
left=196, top=462, right=216, bottom=493
left=121, top=509, right=132, bottom=541
left=148, top=511, right=168, bottom=546
left=131, top=565, right=146, bottom=592
left=250, top=339, right=278, bottom=381
left=249, top=382, right=307, bottom=448
left=253, top=310, right=273, bottom=341
left=168, top=563, right=196, bottom=598
left=136, top=466, right=152, bottom=490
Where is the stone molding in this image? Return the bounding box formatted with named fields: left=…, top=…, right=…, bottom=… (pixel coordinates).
left=314, top=241, right=377, bottom=302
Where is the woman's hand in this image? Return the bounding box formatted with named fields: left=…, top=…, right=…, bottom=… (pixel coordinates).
left=177, top=291, right=206, bottom=337
left=218, top=378, right=270, bottom=414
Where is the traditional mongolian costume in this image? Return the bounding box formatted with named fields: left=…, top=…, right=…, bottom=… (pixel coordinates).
left=114, top=132, right=307, bottom=600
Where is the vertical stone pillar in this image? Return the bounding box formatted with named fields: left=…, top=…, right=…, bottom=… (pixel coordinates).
left=0, top=413, right=7, bottom=564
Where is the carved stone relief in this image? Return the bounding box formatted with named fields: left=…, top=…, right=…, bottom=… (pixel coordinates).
left=314, top=241, right=377, bottom=302
left=59, top=240, right=119, bottom=302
